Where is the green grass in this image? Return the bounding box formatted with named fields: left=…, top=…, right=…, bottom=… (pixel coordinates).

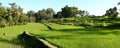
left=0, top=23, right=120, bottom=48
left=0, top=23, right=47, bottom=48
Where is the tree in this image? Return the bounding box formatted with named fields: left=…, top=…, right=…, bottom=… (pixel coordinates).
left=0, top=3, right=6, bottom=17
left=9, top=3, right=16, bottom=9
left=36, top=8, right=54, bottom=21
left=0, top=3, right=2, bottom=7
left=37, top=9, right=47, bottom=21
left=84, top=11, right=89, bottom=16
left=8, top=16, right=14, bottom=26
left=105, top=7, right=118, bottom=19
left=46, top=8, right=54, bottom=20
left=53, top=11, right=63, bottom=18
left=61, top=5, right=78, bottom=18
left=27, top=10, right=35, bottom=22
left=118, top=2, right=120, bottom=5
left=0, top=16, right=6, bottom=27
left=0, top=2, right=28, bottom=27
left=78, top=10, right=85, bottom=17
left=78, top=10, right=89, bottom=17
left=19, top=14, right=28, bottom=25
left=8, top=3, right=20, bottom=25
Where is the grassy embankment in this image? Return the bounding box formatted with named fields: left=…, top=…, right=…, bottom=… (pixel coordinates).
left=0, top=23, right=120, bottom=48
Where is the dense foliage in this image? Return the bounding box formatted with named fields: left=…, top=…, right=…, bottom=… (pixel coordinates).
left=61, top=5, right=78, bottom=18
left=0, top=3, right=28, bottom=28
left=0, top=3, right=119, bottom=29
left=105, top=7, right=119, bottom=19
left=26, top=5, right=89, bottom=22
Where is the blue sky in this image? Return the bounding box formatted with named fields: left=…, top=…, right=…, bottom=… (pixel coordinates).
left=0, top=0, right=120, bottom=15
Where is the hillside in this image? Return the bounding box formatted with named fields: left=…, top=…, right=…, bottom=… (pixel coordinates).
left=0, top=23, right=120, bottom=48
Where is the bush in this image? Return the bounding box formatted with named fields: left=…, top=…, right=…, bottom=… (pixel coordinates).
left=0, top=17, right=7, bottom=28
left=19, top=14, right=28, bottom=25
left=8, top=16, right=14, bottom=26
left=105, top=23, right=120, bottom=29
left=13, top=16, right=19, bottom=25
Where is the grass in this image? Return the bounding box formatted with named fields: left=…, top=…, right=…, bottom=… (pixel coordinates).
left=0, top=23, right=120, bottom=48
left=0, top=23, right=46, bottom=48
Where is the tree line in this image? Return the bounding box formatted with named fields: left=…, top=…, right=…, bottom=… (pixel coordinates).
left=0, top=2, right=119, bottom=28
left=0, top=3, right=28, bottom=28
left=0, top=3, right=89, bottom=28
left=27, top=5, right=89, bottom=22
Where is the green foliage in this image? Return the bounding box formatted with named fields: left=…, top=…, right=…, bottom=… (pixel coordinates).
left=0, top=7, right=6, bottom=15
left=53, top=11, right=63, bottom=18
left=8, top=16, right=14, bottom=26
left=1, top=23, right=120, bottom=48
left=34, top=8, right=55, bottom=22
left=105, top=7, right=119, bottom=19
left=19, top=14, right=28, bottom=25
left=13, top=15, right=19, bottom=25
left=61, top=5, right=78, bottom=18
left=117, top=2, right=120, bottom=5
left=27, top=10, right=35, bottom=22
left=0, top=17, right=6, bottom=27
left=0, top=3, right=28, bottom=27
left=77, top=10, right=89, bottom=16
left=105, top=23, right=120, bottom=29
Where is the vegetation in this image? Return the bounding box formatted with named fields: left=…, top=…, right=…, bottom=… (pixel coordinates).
left=0, top=23, right=120, bottom=48
left=27, top=8, right=55, bottom=22
left=0, top=3, right=28, bottom=28
left=105, top=7, right=119, bottom=19
left=26, top=5, right=89, bottom=22
left=61, top=5, right=78, bottom=18
left=0, top=1, right=120, bottom=48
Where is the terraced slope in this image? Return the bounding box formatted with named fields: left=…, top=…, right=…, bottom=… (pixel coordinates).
left=0, top=23, right=120, bottom=48
left=0, top=23, right=47, bottom=48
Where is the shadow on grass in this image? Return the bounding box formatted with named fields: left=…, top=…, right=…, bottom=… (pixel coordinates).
left=31, top=33, right=73, bottom=39
left=30, top=30, right=120, bottom=48
left=45, top=27, right=120, bottom=35
left=19, top=34, right=49, bottom=48
left=0, top=36, right=31, bottom=48
left=30, top=33, right=61, bottom=48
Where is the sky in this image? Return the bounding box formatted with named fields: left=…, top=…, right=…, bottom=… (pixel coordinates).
left=0, top=0, right=120, bottom=16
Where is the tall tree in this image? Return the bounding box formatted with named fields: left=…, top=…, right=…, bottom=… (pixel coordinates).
left=0, top=3, right=6, bottom=17
left=53, top=11, right=63, bottom=18
left=118, top=2, right=120, bottom=5
left=61, top=5, right=78, bottom=18
left=46, top=8, right=54, bottom=20
left=0, top=3, right=2, bottom=7
left=27, top=10, right=35, bottom=22
left=9, top=3, right=17, bottom=9
left=78, top=10, right=85, bottom=17
left=105, top=7, right=118, bottom=19
left=37, top=9, right=47, bottom=21
left=0, top=2, right=28, bottom=27
left=78, top=10, right=89, bottom=17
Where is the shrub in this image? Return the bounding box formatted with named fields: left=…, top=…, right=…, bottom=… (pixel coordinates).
left=8, top=16, right=14, bottom=26
left=0, top=17, right=7, bottom=28
left=19, top=14, right=28, bottom=25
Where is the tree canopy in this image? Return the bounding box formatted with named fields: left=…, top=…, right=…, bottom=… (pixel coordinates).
left=105, top=7, right=118, bottom=19
left=61, top=5, right=78, bottom=18
left=0, top=3, right=28, bottom=27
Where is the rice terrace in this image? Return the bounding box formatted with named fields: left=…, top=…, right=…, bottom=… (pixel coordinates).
left=0, top=0, right=120, bottom=48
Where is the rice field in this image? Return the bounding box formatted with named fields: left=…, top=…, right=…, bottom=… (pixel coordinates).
left=0, top=23, right=120, bottom=48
